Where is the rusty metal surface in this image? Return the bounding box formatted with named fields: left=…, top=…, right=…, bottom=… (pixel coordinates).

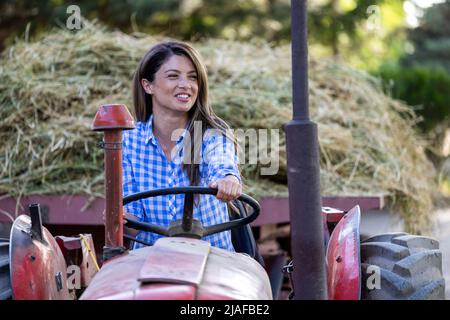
left=92, top=104, right=135, bottom=256
left=326, top=206, right=361, bottom=300
left=55, top=234, right=98, bottom=288
left=0, top=195, right=384, bottom=226
left=91, top=104, right=135, bottom=131
left=103, top=130, right=124, bottom=249
left=135, top=284, right=196, bottom=300
left=0, top=195, right=105, bottom=225
left=92, top=284, right=197, bottom=300
left=80, top=248, right=143, bottom=300
left=10, top=215, right=71, bottom=300
left=79, top=234, right=98, bottom=287
left=55, top=236, right=82, bottom=252
left=80, top=244, right=198, bottom=300
left=254, top=196, right=385, bottom=226
left=139, top=238, right=210, bottom=285
left=323, top=207, right=346, bottom=224
left=81, top=237, right=272, bottom=300
left=198, top=246, right=273, bottom=300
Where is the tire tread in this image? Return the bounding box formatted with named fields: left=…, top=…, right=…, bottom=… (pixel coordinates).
left=361, top=233, right=445, bottom=300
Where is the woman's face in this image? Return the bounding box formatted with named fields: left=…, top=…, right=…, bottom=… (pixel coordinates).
left=143, top=54, right=199, bottom=116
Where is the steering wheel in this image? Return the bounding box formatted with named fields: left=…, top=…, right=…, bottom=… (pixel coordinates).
left=123, top=186, right=260, bottom=242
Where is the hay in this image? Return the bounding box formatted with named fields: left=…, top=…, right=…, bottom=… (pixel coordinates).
left=0, top=21, right=436, bottom=233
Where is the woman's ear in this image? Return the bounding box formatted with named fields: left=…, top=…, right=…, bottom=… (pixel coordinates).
left=141, top=79, right=153, bottom=95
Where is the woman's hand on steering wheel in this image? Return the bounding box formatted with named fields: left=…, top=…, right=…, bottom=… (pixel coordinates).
left=123, top=186, right=260, bottom=237
left=208, top=175, right=242, bottom=202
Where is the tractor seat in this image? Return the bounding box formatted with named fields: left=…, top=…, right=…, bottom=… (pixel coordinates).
left=229, top=200, right=265, bottom=268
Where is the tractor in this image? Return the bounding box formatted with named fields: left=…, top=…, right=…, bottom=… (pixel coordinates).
left=0, top=0, right=445, bottom=300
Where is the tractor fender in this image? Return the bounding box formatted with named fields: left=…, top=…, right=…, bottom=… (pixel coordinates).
left=10, top=215, right=71, bottom=300
left=326, top=205, right=361, bottom=300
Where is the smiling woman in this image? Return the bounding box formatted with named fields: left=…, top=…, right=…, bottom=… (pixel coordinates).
left=125, top=41, right=242, bottom=250
left=142, top=55, right=199, bottom=119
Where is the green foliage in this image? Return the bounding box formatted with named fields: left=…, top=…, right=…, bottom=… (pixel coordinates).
left=0, top=0, right=292, bottom=48
left=309, top=0, right=385, bottom=53
left=402, top=0, right=450, bottom=71
left=375, top=1, right=450, bottom=133
left=0, top=0, right=406, bottom=63
left=308, top=0, right=406, bottom=70
left=0, top=0, right=179, bottom=50
left=376, top=64, right=450, bottom=131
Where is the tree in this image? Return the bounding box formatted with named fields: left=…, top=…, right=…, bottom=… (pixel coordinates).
left=308, top=0, right=385, bottom=57
left=0, top=0, right=180, bottom=51
left=401, top=0, right=450, bottom=71
left=376, top=0, right=450, bottom=164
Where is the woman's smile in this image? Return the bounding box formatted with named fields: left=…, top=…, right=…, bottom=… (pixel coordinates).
left=174, top=92, right=191, bottom=103
left=147, top=54, right=199, bottom=113
left=128, top=41, right=242, bottom=253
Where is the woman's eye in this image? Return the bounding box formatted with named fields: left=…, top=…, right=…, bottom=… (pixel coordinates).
left=168, top=74, right=178, bottom=78
left=190, top=76, right=198, bottom=80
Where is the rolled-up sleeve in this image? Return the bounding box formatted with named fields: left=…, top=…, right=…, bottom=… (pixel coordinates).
left=122, top=132, right=144, bottom=220
left=203, top=130, right=241, bottom=184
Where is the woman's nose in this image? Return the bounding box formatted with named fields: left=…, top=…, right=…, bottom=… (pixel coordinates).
left=177, top=77, right=191, bottom=89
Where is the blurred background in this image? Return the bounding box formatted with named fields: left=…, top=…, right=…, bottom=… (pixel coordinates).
left=1, top=0, right=449, bottom=184
left=0, top=0, right=449, bottom=298
left=0, top=1, right=449, bottom=221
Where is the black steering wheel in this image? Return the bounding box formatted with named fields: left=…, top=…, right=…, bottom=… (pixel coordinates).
left=123, top=186, right=260, bottom=243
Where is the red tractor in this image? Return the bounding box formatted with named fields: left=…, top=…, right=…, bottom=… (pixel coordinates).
left=1, top=179, right=445, bottom=300
left=0, top=0, right=445, bottom=300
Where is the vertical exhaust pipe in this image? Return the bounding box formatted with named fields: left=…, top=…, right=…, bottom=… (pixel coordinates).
left=92, top=104, right=135, bottom=261
left=286, top=0, right=328, bottom=299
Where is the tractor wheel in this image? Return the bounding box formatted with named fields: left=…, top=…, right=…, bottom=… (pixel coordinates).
left=0, top=238, right=12, bottom=300
left=360, top=232, right=445, bottom=300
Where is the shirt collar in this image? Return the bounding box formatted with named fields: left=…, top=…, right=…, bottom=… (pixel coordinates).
left=144, top=114, right=189, bottom=145
left=144, top=114, right=156, bottom=145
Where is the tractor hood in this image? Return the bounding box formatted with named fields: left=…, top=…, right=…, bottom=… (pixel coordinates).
left=80, top=237, right=272, bottom=300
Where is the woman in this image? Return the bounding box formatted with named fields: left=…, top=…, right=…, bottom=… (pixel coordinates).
left=122, top=41, right=242, bottom=251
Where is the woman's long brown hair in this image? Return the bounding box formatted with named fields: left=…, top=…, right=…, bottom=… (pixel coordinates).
left=132, top=41, right=238, bottom=187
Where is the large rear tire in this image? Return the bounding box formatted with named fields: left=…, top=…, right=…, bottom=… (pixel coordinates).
left=360, top=232, right=445, bottom=300
left=0, top=238, right=12, bottom=300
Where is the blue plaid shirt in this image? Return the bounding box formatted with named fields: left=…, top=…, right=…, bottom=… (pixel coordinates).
left=122, top=115, right=240, bottom=251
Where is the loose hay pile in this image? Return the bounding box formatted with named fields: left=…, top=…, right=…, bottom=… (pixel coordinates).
left=0, top=21, right=436, bottom=233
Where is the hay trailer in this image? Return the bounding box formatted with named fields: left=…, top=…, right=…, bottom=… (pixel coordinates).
left=0, top=0, right=445, bottom=300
